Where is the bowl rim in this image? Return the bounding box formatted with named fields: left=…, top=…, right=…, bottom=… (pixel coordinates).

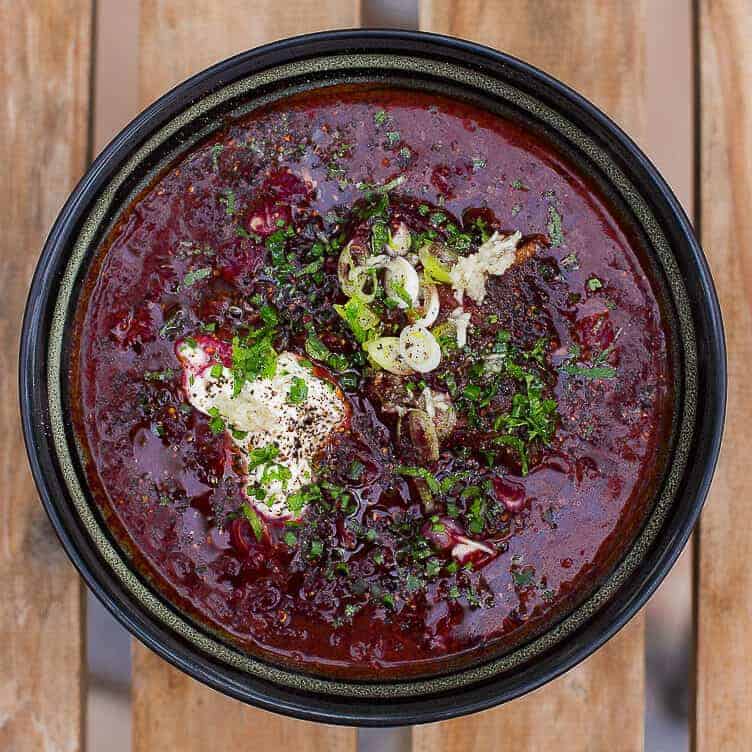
left=19, top=28, right=726, bottom=726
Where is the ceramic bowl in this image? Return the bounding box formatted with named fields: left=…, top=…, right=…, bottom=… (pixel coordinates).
left=20, top=30, right=725, bottom=725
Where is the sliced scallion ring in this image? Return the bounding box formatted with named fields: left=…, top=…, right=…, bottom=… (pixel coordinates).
left=413, top=284, right=440, bottom=328
left=384, top=257, right=420, bottom=309
left=364, top=337, right=413, bottom=375
left=399, top=325, right=441, bottom=373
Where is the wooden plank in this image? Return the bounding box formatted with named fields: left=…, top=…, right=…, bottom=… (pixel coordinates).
left=416, top=2, right=649, bottom=750
left=131, top=2, right=360, bottom=749
left=694, top=1, right=752, bottom=749
left=0, top=1, right=92, bottom=750
left=138, top=0, right=361, bottom=103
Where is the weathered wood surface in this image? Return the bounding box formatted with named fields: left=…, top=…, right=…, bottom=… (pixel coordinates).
left=416, top=1, right=649, bottom=749
left=138, top=0, right=361, bottom=103
left=0, top=1, right=92, bottom=750
left=131, top=2, right=360, bottom=750
left=694, top=0, right=752, bottom=749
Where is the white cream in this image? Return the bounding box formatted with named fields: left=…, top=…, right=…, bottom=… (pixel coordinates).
left=178, top=343, right=346, bottom=518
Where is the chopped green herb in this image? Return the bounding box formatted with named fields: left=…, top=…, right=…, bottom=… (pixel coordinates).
left=385, top=130, right=401, bottom=146
left=231, top=329, right=277, bottom=395
left=260, top=463, right=292, bottom=488
left=247, top=444, right=280, bottom=471
left=462, top=384, right=482, bottom=401
left=207, top=407, right=225, bottom=435
left=259, top=305, right=278, bottom=326
left=547, top=206, right=564, bottom=247
left=587, top=276, right=603, bottom=291
left=210, top=143, right=223, bottom=171
left=356, top=174, right=406, bottom=196
left=265, top=229, right=289, bottom=268
left=182, top=267, right=212, bottom=287
left=561, top=252, right=579, bottom=270
left=562, top=363, right=617, bottom=380
left=241, top=504, right=265, bottom=541
left=512, top=568, right=535, bottom=587
left=371, top=220, right=390, bottom=254
left=304, top=334, right=330, bottom=362
left=334, top=296, right=381, bottom=344
left=394, top=465, right=440, bottom=494
left=283, top=531, right=297, bottom=547
left=467, top=496, right=486, bottom=534
left=347, top=460, right=365, bottom=481
left=287, top=376, right=308, bottom=404
left=219, top=189, right=236, bottom=216
left=144, top=368, right=175, bottom=382
left=406, top=574, right=423, bottom=592
left=309, top=539, right=324, bottom=559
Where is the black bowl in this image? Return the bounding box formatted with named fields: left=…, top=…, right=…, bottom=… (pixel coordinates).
left=19, top=30, right=725, bottom=725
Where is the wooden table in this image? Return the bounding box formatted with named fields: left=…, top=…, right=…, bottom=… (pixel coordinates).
left=2, top=1, right=747, bottom=750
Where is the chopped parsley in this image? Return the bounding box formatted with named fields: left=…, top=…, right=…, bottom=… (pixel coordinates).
left=561, top=338, right=618, bottom=380
left=493, top=367, right=558, bottom=475
left=210, top=143, right=223, bottom=171
left=511, top=567, right=535, bottom=587
left=394, top=465, right=440, bottom=494
left=287, top=376, right=308, bottom=404
left=347, top=460, right=365, bottom=481
left=547, top=206, right=564, bottom=246
left=247, top=444, right=280, bottom=471
left=304, top=334, right=330, bottom=362
left=144, top=368, right=175, bottom=382
left=230, top=325, right=278, bottom=396
left=181, top=267, right=212, bottom=288
left=219, top=189, right=236, bottom=216
left=309, top=539, right=324, bottom=559
left=207, top=407, right=225, bottom=435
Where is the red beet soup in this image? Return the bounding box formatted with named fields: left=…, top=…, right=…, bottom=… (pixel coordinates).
left=71, top=85, right=673, bottom=679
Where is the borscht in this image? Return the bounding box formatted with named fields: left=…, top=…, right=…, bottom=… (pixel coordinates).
left=72, top=85, right=673, bottom=678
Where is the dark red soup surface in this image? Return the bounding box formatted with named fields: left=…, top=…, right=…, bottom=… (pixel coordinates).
left=73, top=85, right=673, bottom=679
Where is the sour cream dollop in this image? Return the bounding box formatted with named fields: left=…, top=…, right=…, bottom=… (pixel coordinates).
left=177, top=338, right=347, bottom=518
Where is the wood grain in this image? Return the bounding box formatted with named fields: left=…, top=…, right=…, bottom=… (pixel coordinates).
left=416, top=2, right=648, bottom=749
left=138, top=0, right=361, bottom=103
left=694, top=1, right=752, bottom=749
left=132, top=2, right=359, bottom=749
left=0, top=1, right=92, bottom=750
